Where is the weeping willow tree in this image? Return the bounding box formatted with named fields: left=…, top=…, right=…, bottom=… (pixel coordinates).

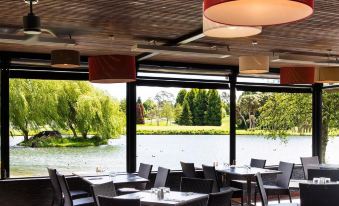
left=258, top=92, right=339, bottom=163
left=10, top=79, right=125, bottom=141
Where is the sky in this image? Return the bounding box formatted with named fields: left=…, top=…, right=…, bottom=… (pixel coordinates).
left=91, top=75, right=279, bottom=101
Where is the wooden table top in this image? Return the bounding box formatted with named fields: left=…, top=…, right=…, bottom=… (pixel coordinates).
left=115, top=191, right=209, bottom=206
left=73, top=172, right=149, bottom=185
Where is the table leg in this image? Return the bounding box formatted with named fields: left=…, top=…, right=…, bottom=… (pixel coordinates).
left=246, top=177, right=252, bottom=206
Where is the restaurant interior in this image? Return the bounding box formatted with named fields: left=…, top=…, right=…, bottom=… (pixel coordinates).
left=0, top=0, right=339, bottom=206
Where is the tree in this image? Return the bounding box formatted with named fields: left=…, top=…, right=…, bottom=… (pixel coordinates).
left=54, top=81, right=93, bottom=137
left=185, top=89, right=198, bottom=117
left=205, top=89, right=222, bottom=126
left=258, top=93, right=312, bottom=140
left=143, top=98, right=156, bottom=124
left=136, top=97, right=145, bottom=124
left=221, top=91, right=230, bottom=115
left=154, top=91, right=174, bottom=125
left=161, top=101, right=174, bottom=125
left=193, top=89, right=208, bottom=125
left=9, top=79, right=51, bottom=141
left=178, top=99, right=193, bottom=125
left=174, top=104, right=183, bottom=124
left=76, top=93, right=102, bottom=138
left=98, top=95, right=125, bottom=139
left=237, top=92, right=261, bottom=129
left=176, top=89, right=187, bottom=106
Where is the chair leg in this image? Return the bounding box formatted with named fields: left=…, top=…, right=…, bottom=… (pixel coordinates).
left=288, top=191, right=292, bottom=203
left=278, top=195, right=280, bottom=203
left=254, top=190, right=257, bottom=206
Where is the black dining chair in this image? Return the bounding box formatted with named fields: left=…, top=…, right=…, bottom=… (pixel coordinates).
left=56, top=173, right=95, bottom=206
left=180, top=177, right=214, bottom=194
left=300, top=183, right=339, bottom=206
left=91, top=182, right=116, bottom=206
left=258, top=161, right=294, bottom=204
left=256, top=173, right=298, bottom=206
left=48, top=168, right=89, bottom=205
left=300, top=156, right=319, bottom=180
left=207, top=190, right=233, bottom=206
left=48, top=168, right=64, bottom=206
left=180, top=161, right=196, bottom=178
left=308, top=168, right=339, bottom=181
left=98, top=196, right=140, bottom=206
left=231, top=159, right=266, bottom=205
left=117, top=163, right=152, bottom=195
left=202, top=165, right=244, bottom=205
left=154, top=167, right=170, bottom=188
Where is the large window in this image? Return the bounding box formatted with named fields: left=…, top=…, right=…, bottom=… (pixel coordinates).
left=236, top=91, right=312, bottom=165
left=322, top=88, right=339, bottom=164
left=136, top=86, right=230, bottom=170
left=9, top=79, right=126, bottom=177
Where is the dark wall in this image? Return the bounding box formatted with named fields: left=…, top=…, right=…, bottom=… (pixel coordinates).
left=0, top=166, right=304, bottom=206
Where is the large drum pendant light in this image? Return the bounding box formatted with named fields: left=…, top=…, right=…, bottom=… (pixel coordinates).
left=203, top=16, right=262, bottom=38
left=204, top=0, right=314, bottom=26
left=239, top=55, right=269, bottom=74
left=51, top=50, right=80, bottom=68
left=280, top=67, right=315, bottom=84
left=315, top=67, right=339, bottom=83
left=89, top=55, right=136, bottom=83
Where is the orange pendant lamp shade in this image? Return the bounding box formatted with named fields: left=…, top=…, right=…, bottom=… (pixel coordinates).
left=280, top=67, right=315, bottom=84
left=204, top=0, right=314, bottom=26
left=315, top=67, right=339, bottom=83
left=89, top=55, right=136, bottom=83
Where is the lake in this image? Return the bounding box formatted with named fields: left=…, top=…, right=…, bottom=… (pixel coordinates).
left=8, top=135, right=339, bottom=177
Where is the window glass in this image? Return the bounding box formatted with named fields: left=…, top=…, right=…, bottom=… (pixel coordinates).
left=137, top=86, right=230, bottom=170
left=236, top=91, right=312, bottom=166
left=323, top=89, right=339, bottom=163
left=9, top=79, right=126, bottom=177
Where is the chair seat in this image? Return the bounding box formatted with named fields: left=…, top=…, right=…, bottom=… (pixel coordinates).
left=73, top=197, right=95, bottom=206
left=264, top=185, right=288, bottom=190
left=70, top=190, right=89, bottom=199
left=220, top=186, right=242, bottom=193
left=117, top=187, right=141, bottom=195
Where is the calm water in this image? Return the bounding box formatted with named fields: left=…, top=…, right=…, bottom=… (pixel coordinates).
left=8, top=135, right=339, bottom=177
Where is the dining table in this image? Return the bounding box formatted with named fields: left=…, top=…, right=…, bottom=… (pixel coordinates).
left=216, top=166, right=282, bottom=206
left=308, top=163, right=339, bottom=169
left=73, top=172, right=149, bottom=187
left=115, top=190, right=209, bottom=206
left=289, top=179, right=339, bottom=189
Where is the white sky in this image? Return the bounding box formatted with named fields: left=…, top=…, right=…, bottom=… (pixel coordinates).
left=91, top=76, right=279, bottom=101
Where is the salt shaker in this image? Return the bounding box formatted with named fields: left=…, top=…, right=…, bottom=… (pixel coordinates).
left=157, top=188, right=164, bottom=199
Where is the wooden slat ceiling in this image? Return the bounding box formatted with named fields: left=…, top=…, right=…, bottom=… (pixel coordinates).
left=0, top=0, right=338, bottom=68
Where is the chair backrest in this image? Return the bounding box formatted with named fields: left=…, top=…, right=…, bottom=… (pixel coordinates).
left=250, top=158, right=266, bottom=169
left=91, top=182, right=117, bottom=206
left=56, top=173, right=73, bottom=206
left=47, top=168, right=63, bottom=206
left=300, top=183, right=339, bottom=206
left=180, top=161, right=196, bottom=178
left=276, top=161, right=294, bottom=188
left=207, top=190, right=233, bottom=206
left=180, top=177, right=214, bottom=194
left=308, top=169, right=339, bottom=181
left=202, top=165, right=219, bottom=193
left=137, top=163, right=153, bottom=190
left=154, top=167, right=170, bottom=188
left=98, top=196, right=140, bottom=206
left=138, top=163, right=153, bottom=179
left=301, top=156, right=320, bottom=180
left=256, top=173, right=268, bottom=206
